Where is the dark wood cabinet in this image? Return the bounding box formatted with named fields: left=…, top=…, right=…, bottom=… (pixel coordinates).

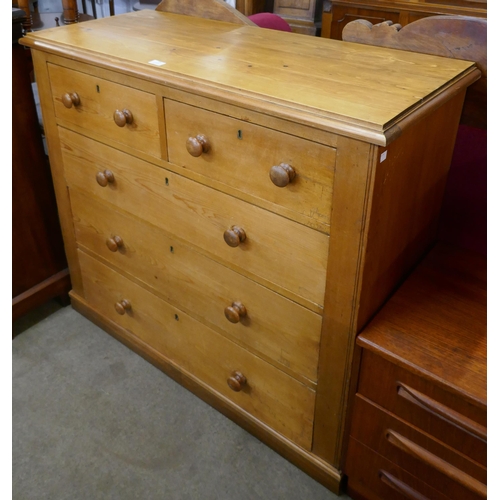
left=344, top=243, right=487, bottom=500
left=322, top=0, right=486, bottom=40
left=12, top=9, right=71, bottom=321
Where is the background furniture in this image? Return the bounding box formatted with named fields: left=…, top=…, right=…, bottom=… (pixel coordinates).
left=12, top=8, right=71, bottom=321
left=341, top=15, right=487, bottom=499
left=21, top=8, right=479, bottom=493
left=322, top=0, right=486, bottom=40
left=273, top=0, right=322, bottom=34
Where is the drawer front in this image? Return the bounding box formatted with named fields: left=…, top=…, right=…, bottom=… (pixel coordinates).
left=78, top=250, right=316, bottom=449
left=350, top=395, right=486, bottom=500
left=48, top=64, right=161, bottom=158
left=70, top=189, right=322, bottom=383
left=60, top=128, right=329, bottom=310
left=165, top=99, right=336, bottom=230
left=358, top=350, right=486, bottom=466
left=345, top=438, right=453, bottom=500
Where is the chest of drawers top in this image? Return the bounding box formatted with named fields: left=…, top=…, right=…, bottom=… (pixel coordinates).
left=21, top=9, right=477, bottom=145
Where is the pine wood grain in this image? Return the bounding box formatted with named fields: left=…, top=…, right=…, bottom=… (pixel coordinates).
left=60, top=128, right=329, bottom=311
left=78, top=249, right=316, bottom=449
left=20, top=10, right=478, bottom=142
left=70, top=189, right=323, bottom=385
left=164, top=98, right=336, bottom=230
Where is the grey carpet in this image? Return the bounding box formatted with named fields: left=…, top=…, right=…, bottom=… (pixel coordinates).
left=13, top=302, right=351, bottom=500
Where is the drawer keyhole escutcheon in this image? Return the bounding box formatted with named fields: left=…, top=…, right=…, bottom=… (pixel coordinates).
left=114, top=109, right=134, bottom=127
left=270, top=163, right=296, bottom=188
left=224, top=302, right=247, bottom=323
left=115, top=299, right=131, bottom=315
left=62, top=92, right=80, bottom=109
left=186, top=134, right=210, bottom=157
left=227, top=371, right=247, bottom=392
left=96, top=169, right=115, bottom=187
left=223, top=226, right=246, bottom=247
left=106, top=235, right=124, bottom=252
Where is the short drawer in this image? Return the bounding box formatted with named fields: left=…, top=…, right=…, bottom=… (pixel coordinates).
left=164, top=99, right=336, bottom=231
left=344, top=438, right=452, bottom=500
left=60, top=128, right=329, bottom=310
left=358, top=350, right=486, bottom=467
left=48, top=63, right=161, bottom=158
left=350, top=394, right=486, bottom=500
left=70, top=189, right=322, bottom=383
left=78, top=250, right=316, bottom=449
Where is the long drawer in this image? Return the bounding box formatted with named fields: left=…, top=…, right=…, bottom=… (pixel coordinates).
left=350, top=394, right=486, bottom=500
left=357, top=350, right=486, bottom=467
left=78, top=250, right=316, bottom=449
left=164, top=98, right=336, bottom=229
left=345, top=438, right=453, bottom=500
left=60, top=127, right=329, bottom=310
left=70, top=189, right=322, bottom=383
left=48, top=64, right=161, bottom=158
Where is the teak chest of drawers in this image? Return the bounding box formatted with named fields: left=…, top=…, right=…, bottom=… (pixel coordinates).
left=21, top=10, right=480, bottom=492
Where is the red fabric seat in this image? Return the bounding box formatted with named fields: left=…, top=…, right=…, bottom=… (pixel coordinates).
left=248, top=12, right=292, bottom=32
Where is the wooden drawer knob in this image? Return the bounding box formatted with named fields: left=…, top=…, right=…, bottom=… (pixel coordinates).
left=223, top=226, right=246, bottom=247
left=186, top=134, right=210, bottom=157
left=227, top=371, right=247, bottom=392
left=224, top=302, right=247, bottom=323
left=114, top=299, right=131, bottom=315
left=96, top=169, right=115, bottom=187
left=106, top=235, right=124, bottom=252
left=269, top=163, right=296, bottom=187
left=62, top=92, right=80, bottom=109
left=114, top=109, right=134, bottom=127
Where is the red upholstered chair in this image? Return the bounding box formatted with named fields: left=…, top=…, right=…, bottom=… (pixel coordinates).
left=248, top=12, right=292, bottom=31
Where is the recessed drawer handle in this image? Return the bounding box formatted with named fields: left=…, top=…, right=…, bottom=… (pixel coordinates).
left=114, top=299, right=131, bottom=315
left=397, top=383, right=486, bottom=442
left=62, top=92, right=80, bottom=109
left=106, top=235, right=124, bottom=252
left=224, top=302, right=247, bottom=323
left=114, top=109, right=134, bottom=127
left=227, top=371, right=246, bottom=392
left=385, top=429, right=487, bottom=498
left=379, top=470, right=429, bottom=500
left=269, top=163, right=296, bottom=187
left=186, top=134, right=210, bottom=157
left=223, top=226, right=246, bottom=247
left=96, top=169, right=115, bottom=187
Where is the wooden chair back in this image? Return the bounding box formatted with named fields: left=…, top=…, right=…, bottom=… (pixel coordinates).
left=155, top=0, right=256, bottom=26
left=342, top=15, right=487, bottom=255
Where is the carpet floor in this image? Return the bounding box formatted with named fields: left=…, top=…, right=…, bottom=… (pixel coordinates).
left=13, top=301, right=352, bottom=500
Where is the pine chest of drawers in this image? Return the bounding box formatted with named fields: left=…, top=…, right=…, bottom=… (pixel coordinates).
left=20, top=10, right=480, bottom=492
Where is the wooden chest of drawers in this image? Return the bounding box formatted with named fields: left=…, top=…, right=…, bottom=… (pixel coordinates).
left=345, top=244, right=487, bottom=499
left=20, top=10, right=480, bottom=492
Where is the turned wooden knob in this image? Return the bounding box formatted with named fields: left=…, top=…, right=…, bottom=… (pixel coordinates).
left=114, top=299, right=131, bottom=315
left=114, top=109, right=134, bottom=127
left=186, top=135, right=210, bottom=157
left=223, top=226, right=246, bottom=247
left=96, top=170, right=115, bottom=187
left=224, top=302, right=247, bottom=323
left=269, top=163, right=296, bottom=187
left=106, top=235, right=124, bottom=252
left=227, top=371, right=247, bottom=392
left=62, top=92, right=80, bottom=109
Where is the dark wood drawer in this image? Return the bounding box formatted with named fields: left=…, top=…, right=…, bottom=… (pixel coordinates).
left=345, top=437, right=453, bottom=500
left=350, top=394, right=486, bottom=500
left=358, top=350, right=486, bottom=466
